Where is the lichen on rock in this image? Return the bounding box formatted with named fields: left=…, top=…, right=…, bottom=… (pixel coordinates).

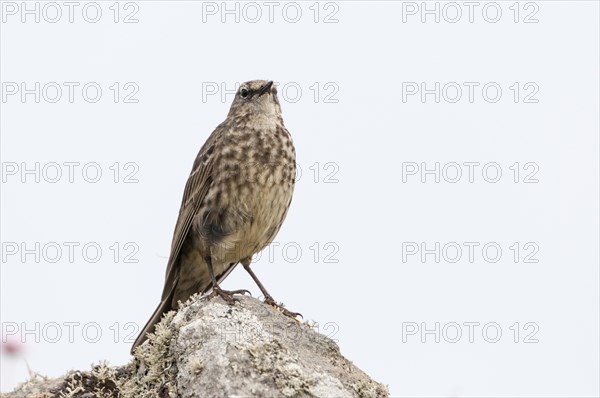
left=3, top=295, right=388, bottom=398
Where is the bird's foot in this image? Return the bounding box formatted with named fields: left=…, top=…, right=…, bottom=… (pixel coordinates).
left=264, top=296, right=303, bottom=319
left=209, top=286, right=250, bottom=304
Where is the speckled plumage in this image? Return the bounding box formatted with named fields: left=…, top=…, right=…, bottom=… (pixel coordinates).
left=132, top=80, right=296, bottom=353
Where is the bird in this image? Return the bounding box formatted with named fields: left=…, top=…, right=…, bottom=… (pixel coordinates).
left=131, top=80, right=298, bottom=354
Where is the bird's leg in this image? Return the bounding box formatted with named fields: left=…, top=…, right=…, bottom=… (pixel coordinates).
left=205, top=255, right=249, bottom=303
left=241, top=257, right=302, bottom=319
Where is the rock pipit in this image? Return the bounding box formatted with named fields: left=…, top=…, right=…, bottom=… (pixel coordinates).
left=131, top=80, right=298, bottom=353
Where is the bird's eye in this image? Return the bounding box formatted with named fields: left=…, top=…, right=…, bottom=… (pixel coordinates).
left=240, top=88, right=249, bottom=98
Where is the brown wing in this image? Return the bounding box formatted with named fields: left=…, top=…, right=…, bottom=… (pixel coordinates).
left=159, top=124, right=227, bottom=301
left=132, top=126, right=232, bottom=354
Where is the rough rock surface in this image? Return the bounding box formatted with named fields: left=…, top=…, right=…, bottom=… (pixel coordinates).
left=3, top=295, right=388, bottom=398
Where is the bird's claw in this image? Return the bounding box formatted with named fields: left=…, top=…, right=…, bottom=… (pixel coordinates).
left=209, top=286, right=251, bottom=303
left=264, top=297, right=303, bottom=319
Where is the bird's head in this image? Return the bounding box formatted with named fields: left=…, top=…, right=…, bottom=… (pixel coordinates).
left=227, top=80, right=282, bottom=119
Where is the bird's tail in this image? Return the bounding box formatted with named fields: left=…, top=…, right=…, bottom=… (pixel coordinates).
left=130, top=288, right=175, bottom=355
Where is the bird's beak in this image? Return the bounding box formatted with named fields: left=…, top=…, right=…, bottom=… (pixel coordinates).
left=257, top=81, right=274, bottom=97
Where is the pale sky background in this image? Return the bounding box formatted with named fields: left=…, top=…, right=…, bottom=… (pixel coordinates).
left=1, top=1, right=599, bottom=397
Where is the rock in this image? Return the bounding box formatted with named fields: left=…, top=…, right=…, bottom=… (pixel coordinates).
left=3, top=295, right=388, bottom=398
